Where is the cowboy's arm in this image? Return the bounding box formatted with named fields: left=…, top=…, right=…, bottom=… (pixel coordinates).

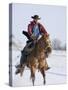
left=40, top=23, right=49, bottom=36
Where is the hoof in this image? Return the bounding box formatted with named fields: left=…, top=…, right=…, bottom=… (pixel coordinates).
left=44, top=80, right=46, bottom=85
left=46, top=67, right=51, bottom=70
left=15, top=69, right=20, bottom=74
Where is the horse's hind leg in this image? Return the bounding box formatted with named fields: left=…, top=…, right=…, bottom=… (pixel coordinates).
left=20, top=64, right=25, bottom=76
left=30, top=66, right=35, bottom=86
left=15, top=64, right=25, bottom=77
left=40, top=68, right=46, bottom=85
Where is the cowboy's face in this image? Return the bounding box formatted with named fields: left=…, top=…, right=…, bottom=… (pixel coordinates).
left=33, top=19, right=38, bottom=23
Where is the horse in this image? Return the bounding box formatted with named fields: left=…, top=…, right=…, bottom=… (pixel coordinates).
left=15, top=34, right=52, bottom=86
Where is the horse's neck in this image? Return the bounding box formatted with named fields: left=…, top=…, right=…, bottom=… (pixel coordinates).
left=36, top=37, right=44, bottom=52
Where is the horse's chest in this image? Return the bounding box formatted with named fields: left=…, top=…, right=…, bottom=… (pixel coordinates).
left=37, top=52, right=45, bottom=59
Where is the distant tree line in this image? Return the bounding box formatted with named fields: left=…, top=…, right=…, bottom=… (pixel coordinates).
left=52, top=38, right=66, bottom=51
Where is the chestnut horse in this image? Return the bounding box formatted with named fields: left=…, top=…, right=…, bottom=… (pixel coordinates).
left=15, top=34, right=52, bottom=86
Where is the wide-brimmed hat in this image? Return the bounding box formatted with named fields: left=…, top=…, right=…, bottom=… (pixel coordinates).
left=31, top=15, right=41, bottom=20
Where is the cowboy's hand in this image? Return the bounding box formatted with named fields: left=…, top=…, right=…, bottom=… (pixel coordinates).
left=31, top=34, right=36, bottom=40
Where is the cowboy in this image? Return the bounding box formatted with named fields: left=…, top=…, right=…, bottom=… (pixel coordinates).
left=23, top=15, right=50, bottom=55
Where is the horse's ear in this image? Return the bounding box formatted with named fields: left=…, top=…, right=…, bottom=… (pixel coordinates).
left=41, top=34, right=45, bottom=39
left=44, top=34, right=50, bottom=39
left=46, top=34, right=49, bottom=37
left=41, top=33, right=45, bottom=37
left=43, top=34, right=46, bottom=38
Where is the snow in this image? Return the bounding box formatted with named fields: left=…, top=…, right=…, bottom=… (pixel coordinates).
left=11, top=50, right=67, bottom=87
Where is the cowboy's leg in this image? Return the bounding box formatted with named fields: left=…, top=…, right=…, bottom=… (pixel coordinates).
left=20, top=49, right=28, bottom=64
left=23, top=31, right=33, bottom=43
left=22, top=31, right=31, bottom=39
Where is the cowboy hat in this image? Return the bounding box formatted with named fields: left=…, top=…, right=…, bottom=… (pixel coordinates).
left=31, top=15, right=41, bottom=20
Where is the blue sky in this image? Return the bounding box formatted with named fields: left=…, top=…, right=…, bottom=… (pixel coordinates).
left=12, top=3, right=66, bottom=46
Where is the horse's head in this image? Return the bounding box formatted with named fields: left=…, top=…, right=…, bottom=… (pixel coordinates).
left=40, top=34, right=49, bottom=47
left=38, top=34, right=52, bottom=53
left=42, top=34, right=49, bottom=42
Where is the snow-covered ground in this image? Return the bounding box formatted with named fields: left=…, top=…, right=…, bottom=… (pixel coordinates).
left=11, top=50, right=66, bottom=87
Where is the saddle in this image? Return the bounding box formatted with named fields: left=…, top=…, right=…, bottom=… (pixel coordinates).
left=22, top=31, right=37, bottom=54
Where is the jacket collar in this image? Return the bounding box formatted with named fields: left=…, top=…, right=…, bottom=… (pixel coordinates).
left=30, top=21, right=38, bottom=25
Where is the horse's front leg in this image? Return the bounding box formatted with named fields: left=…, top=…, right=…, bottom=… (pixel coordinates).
left=30, top=66, right=36, bottom=86
left=19, top=64, right=25, bottom=77
left=40, top=67, right=46, bottom=85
